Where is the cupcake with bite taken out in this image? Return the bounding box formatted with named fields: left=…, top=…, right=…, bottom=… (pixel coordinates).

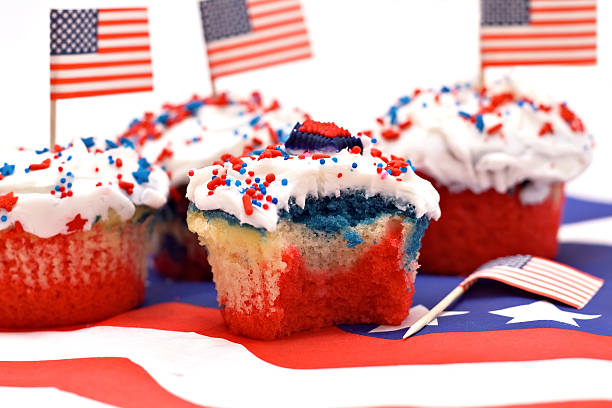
left=373, top=78, right=593, bottom=275
left=0, top=137, right=169, bottom=328
left=121, top=91, right=307, bottom=280
left=186, top=120, right=440, bottom=339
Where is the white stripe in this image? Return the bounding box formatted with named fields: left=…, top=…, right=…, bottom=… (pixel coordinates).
left=531, top=0, right=596, bottom=7
left=208, top=22, right=306, bottom=48
left=481, top=49, right=596, bottom=61
left=98, top=11, right=147, bottom=21
left=210, top=45, right=310, bottom=75
left=250, top=9, right=303, bottom=27
left=506, top=266, right=593, bottom=301
left=50, top=51, right=151, bottom=64
left=97, top=24, right=149, bottom=34
left=530, top=10, right=596, bottom=21
left=249, top=0, right=300, bottom=14
left=481, top=37, right=596, bottom=47
left=208, top=34, right=309, bottom=62
left=1, top=327, right=611, bottom=407
left=483, top=267, right=586, bottom=305
left=50, top=78, right=153, bottom=93
left=97, top=37, right=150, bottom=47
left=523, top=262, right=602, bottom=294
left=481, top=23, right=596, bottom=35
left=50, top=65, right=152, bottom=79
left=529, top=258, right=603, bottom=288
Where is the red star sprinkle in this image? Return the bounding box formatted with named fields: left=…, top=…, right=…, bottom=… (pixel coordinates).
left=0, top=192, right=18, bottom=212
left=66, top=214, right=87, bottom=232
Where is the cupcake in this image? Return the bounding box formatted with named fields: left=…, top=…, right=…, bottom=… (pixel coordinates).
left=373, top=78, right=593, bottom=275
left=0, top=137, right=169, bottom=328
left=186, top=120, right=440, bottom=339
left=121, top=92, right=307, bottom=280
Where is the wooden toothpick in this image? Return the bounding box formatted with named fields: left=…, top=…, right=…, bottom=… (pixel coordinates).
left=50, top=99, right=57, bottom=149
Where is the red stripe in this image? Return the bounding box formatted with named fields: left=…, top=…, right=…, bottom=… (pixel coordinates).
left=252, top=17, right=304, bottom=32
left=50, top=72, right=152, bottom=85
left=247, top=0, right=289, bottom=6
left=482, top=58, right=596, bottom=67
left=249, top=4, right=301, bottom=19
left=503, top=266, right=593, bottom=301
left=211, top=52, right=311, bottom=79
left=209, top=41, right=310, bottom=68
left=530, top=6, right=596, bottom=12
left=97, top=45, right=151, bottom=54
left=530, top=18, right=596, bottom=25
left=50, top=86, right=153, bottom=100
left=98, top=32, right=149, bottom=39
left=98, top=19, right=148, bottom=26
left=481, top=31, right=596, bottom=40
left=50, top=59, right=152, bottom=70
left=98, top=8, right=147, bottom=12
left=532, top=258, right=604, bottom=284
left=526, top=261, right=603, bottom=291
left=481, top=44, right=596, bottom=53
left=524, top=264, right=600, bottom=294
left=208, top=28, right=308, bottom=54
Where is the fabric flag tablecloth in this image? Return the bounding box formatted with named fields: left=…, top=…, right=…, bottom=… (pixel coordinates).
left=1, top=196, right=611, bottom=408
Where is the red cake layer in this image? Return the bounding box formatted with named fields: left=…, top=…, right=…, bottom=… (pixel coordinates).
left=0, top=222, right=148, bottom=328
left=418, top=179, right=564, bottom=275
left=220, top=225, right=414, bottom=340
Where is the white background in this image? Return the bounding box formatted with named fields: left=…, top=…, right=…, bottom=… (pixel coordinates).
left=0, top=0, right=610, bottom=201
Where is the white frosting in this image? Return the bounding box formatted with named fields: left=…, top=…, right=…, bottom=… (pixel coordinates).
left=125, top=93, right=307, bottom=186
left=0, top=138, right=169, bottom=238
left=187, top=144, right=440, bottom=232
left=373, top=78, right=594, bottom=203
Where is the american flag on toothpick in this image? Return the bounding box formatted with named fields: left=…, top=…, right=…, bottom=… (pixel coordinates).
left=480, top=0, right=597, bottom=67
left=404, top=255, right=603, bottom=338
left=199, top=0, right=312, bottom=80
left=50, top=8, right=153, bottom=99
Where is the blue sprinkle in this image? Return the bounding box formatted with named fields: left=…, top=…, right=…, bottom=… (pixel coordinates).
left=192, top=137, right=199, bottom=142
left=185, top=100, right=204, bottom=115
left=0, top=215, right=6, bottom=222
left=377, top=163, right=384, bottom=167
left=24, top=168, right=30, bottom=173
left=36, top=148, right=49, bottom=154
left=212, top=176, right=217, bottom=180
left=254, top=177, right=260, bottom=183
left=352, top=162, right=357, bottom=169
left=239, top=168, right=246, bottom=174
left=389, top=106, right=398, bottom=125
left=243, top=134, right=247, bottom=139
left=332, top=157, right=338, bottom=163
left=138, top=157, right=151, bottom=169
left=107, top=156, right=114, bottom=164
left=371, top=138, right=377, bottom=144
left=281, top=178, right=288, bottom=186
left=55, top=186, right=60, bottom=192
left=260, top=187, right=267, bottom=195
left=400, top=167, right=408, bottom=173
left=0, top=163, right=15, bottom=176
left=129, top=118, right=140, bottom=128
left=399, top=96, right=411, bottom=105
left=156, top=112, right=170, bottom=125
left=57, top=152, right=62, bottom=157
left=422, top=102, right=427, bottom=108
left=387, top=169, right=393, bottom=175
left=106, top=140, right=118, bottom=149
left=254, top=201, right=262, bottom=207
left=407, top=159, right=415, bottom=171
left=233, top=130, right=239, bottom=135
left=320, top=159, right=325, bottom=164
left=251, top=198, right=257, bottom=204
left=249, top=115, right=261, bottom=126
left=81, top=137, right=95, bottom=149
left=132, top=167, right=151, bottom=184
left=475, top=114, right=484, bottom=133
left=235, top=180, right=241, bottom=187
left=60, top=178, right=66, bottom=183
left=119, top=138, right=135, bottom=149
left=67, top=155, right=72, bottom=161
left=517, top=100, right=525, bottom=107
left=225, top=179, right=231, bottom=186
left=441, top=86, right=451, bottom=93
left=271, top=197, right=278, bottom=204
left=66, top=172, right=74, bottom=177
left=458, top=111, right=472, bottom=120
left=242, top=162, right=247, bottom=167
left=67, top=182, right=72, bottom=188
left=161, top=165, right=167, bottom=171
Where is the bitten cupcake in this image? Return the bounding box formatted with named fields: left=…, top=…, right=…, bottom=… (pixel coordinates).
left=121, top=92, right=307, bottom=280
left=373, top=78, right=593, bottom=275
left=186, top=120, right=440, bottom=339
left=0, top=137, right=169, bottom=328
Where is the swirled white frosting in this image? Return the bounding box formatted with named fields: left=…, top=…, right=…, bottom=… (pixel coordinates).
left=372, top=78, right=594, bottom=204
left=187, top=142, right=440, bottom=232
left=0, top=138, right=169, bottom=238
left=122, top=92, right=307, bottom=187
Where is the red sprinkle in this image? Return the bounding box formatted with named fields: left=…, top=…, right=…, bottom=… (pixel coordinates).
left=29, top=158, right=51, bottom=172
left=381, top=129, right=400, bottom=141
left=337, top=173, right=343, bottom=178
left=116, top=158, right=123, bottom=168
left=0, top=192, right=18, bottom=212
left=265, top=195, right=272, bottom=202
left=248, top=171, right=255, bottom=177
left=242, top=194, right=253, bottom=216
left=265, top=173, right=275, bottom=183
left=119, top=181, right=135, bottom=195
left=207, top=177, right=224, bottom=191
left=398, top=119, right=412, bottom=130
left=96, top=182, right=102, bottom=187
left=263, top=203, right=269, bottom=210
left=246, top=188, right=256, bottom=197
left=212, top=169, right=219, bottom=175
left=350, top=146, right=361, bottom=154
left=188, top=170, right=194, bottom=177
left=487, top=123, right=503, bottom=135
left=539, top=122, right=554, bottom=136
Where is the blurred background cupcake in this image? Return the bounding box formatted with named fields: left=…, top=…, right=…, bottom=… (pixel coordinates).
left=120, top=91, right=307, bottom=280
left=373, top=77, right=594, bottom=275
left=0, top=137, right=169, bottom=328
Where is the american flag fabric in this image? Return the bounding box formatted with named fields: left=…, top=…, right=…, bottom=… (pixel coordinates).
left=0, top=196, right=610, bottom=407
left=463, top=254, right=603, bottom=309
left=480, top=0, right=597, bottom=67
left=199, top=0, right=312, bottom=80
left=50, top=8, right=153, bottom=100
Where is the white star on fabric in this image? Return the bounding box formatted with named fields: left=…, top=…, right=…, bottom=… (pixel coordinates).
left=368, top=304, right=469, bottom=333
left=490, top=300, right=601, bottom=326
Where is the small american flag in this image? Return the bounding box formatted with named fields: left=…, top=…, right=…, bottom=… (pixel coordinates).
left=480, top=0, right=597, bottom=67
left=464, top=255, right=603, bottom=309
left=199, top=0, right=312, bottom=80
left=50, top=8, right=153, bottom=100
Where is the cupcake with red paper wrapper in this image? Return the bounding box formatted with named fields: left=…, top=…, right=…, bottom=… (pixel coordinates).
left=373, top=77, right=594, bottom=275
left=186, top=119, right=440, bottom=339
left=0, top=137, right=169, bottom=328
left=121, top=91, right=307, bottom=280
